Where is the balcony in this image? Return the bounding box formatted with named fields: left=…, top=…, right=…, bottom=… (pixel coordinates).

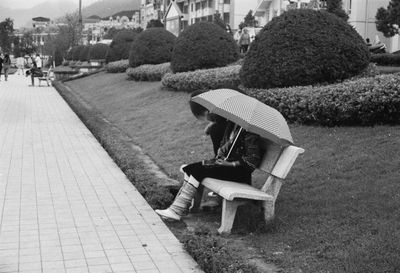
left=254, top=0, right=273, bottom=17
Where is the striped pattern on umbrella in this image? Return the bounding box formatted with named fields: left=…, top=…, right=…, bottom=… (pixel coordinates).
left=192, top=89, right=293, bottom=146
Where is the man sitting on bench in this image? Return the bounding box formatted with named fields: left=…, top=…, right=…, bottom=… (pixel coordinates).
left=26, top=54, right=43, bottom=86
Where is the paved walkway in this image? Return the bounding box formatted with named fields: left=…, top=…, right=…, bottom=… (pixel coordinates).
left=0, top=75, right=202, bottom=273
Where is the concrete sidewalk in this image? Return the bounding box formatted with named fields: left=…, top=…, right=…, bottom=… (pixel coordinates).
left=0, top=75, right=202, bottom=273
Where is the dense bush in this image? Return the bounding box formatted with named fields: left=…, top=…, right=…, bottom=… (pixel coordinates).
left=106, top=29, right=138, bottom=63
left=242, top=73, right=400, bottom=126
left=105, top=60, right=129, bottom=73
left=371, top=53, right=400, bottom=66
left=171, top=22, right=239, bottom=73
left=129, top=28, right=176, bottom=67
left=71, top=45, right=85, bottom=61
left=65, top=47, right=75, bottom=60
left=79, top=45, right=91, bottom=62
left=88, top=43, right=109, bottom=60
left=126, top=63, right=171, bottom=81
left=162, top=65, right=241, bottom=92
left=240, top=9, right=370, bottom=89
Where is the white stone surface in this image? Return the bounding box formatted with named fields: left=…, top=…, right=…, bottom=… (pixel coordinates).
left=0, top=75, right=203, bottom=273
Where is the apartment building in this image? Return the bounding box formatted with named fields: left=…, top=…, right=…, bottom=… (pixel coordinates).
left=140, top=0, right=165, bottom=28
left=164, top=0, right=258, bottom=36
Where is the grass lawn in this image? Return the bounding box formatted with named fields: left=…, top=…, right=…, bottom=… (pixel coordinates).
left=65, top=72, right=400, bottom=273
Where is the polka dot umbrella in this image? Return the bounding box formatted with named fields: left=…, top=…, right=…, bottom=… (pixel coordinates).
left=191, top=89, right=293, bottom=146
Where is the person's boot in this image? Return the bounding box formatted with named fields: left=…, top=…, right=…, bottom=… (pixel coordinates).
left=155, top=176, right=199, bottom=221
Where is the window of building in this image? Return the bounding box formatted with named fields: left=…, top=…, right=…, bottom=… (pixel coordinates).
left=207, top=15, right=213, bottom=22
left=195, top=17, right=201, bottom=23
left=223, top=12, right=229, bottom=24
left=191, top=3, right=194, bottom=12
left=201, top=1, right=206, bottom=9
left=208, top=0, right=213, bottom=8
left=196, top=2, right=201, bottom=10
left=224, top=0, right=230, bottom=4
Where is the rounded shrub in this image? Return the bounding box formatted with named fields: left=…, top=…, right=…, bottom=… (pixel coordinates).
left=240, top=9, right=370, bottom=89
left=88, top=43, right=109, bottom=60
left=71, top=45, right=84, bottom=61
left=79, top=45, right=91, bottom=62
left=171, top=22, right=239, bottom=73
left=129, top=28, right=176, bottom=67
left=106, top=29, right=138, bottom=63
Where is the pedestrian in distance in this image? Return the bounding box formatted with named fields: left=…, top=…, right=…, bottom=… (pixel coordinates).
left=0, top=53, right=3, bottom=81
left=3, top=54, right=11, bottom=81
left=239, top=28, right=251, bottom=53
left=16, top=55, right=25, bottom=75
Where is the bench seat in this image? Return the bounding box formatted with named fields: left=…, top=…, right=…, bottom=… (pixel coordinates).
left=202, top=178, right=273, bottom=201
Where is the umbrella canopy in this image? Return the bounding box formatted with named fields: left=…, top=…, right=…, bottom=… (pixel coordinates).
left=191, top=89, right=293, bottom=146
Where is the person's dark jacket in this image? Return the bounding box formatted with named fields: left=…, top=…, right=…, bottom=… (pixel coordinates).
left=218, top=122, right=262, bottom=171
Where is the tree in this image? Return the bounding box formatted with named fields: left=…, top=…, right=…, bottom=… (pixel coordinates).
left=326, top=0, right=349, bottom=21
left=213, top=11, right=226, bottom=30
left=0, top=18, right=14, bottom=52
left=239, top=10, right=258, bottom=30
left=376, top=0, right=400, bottom=37
left=56, top=12, right=82, bottom=47
left=14, top=31, right=37, bottom=56
left=146, top=19, right=164, bottom=28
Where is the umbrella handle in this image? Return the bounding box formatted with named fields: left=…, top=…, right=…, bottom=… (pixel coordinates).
left=225, top=127, right=243, bottom=160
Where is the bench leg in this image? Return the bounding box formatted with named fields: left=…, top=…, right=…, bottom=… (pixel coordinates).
left=262, top=200, right=275, bottom=224
left=218, top=199, right=246, bottom=234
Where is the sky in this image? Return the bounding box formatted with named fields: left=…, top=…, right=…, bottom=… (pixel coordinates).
left=0, top=0, right=99, bottom=9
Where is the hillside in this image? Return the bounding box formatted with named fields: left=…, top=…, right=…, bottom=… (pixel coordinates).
left=82, top=0, right=141, bottom=18
left=0, top=1, right=76, bottom=28
left=0, top=0, right=141, bottom=28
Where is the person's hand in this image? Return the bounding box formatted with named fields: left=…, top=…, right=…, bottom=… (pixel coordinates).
left=215, top=159, right=236, bottom=167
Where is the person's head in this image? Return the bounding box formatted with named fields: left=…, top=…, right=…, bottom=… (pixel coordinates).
left=243, top=28, right=248, bottom=34
left=36, top=53, right=40, bottom=57
left=189, top=90, right=209, bottom=120
left=366, top=38, right=370, bottom=43
left=4, top=54, right=9, bottom=59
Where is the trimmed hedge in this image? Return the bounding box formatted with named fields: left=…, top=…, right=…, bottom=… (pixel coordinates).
left=171, top=22, right=239, bottom=73
left=240, top=9, right=370, bottom=89
left=126, top=62, right=171, bottom=81
left=242, top=73, right=400, bottom=126
left=129, top=28, right=176, bottom=67
left=106, top=29, right=138, bottom=63
left=105, top=60, right=129, bottom=73
left=371, top=53, right=400, bottom=66
left=88, top=43, right=109, bottom=60
left=71, top=45, right=84, bottom=61
left=162, top=65, right=241, bottom=92
left=79, top=45, right=91, bottom=62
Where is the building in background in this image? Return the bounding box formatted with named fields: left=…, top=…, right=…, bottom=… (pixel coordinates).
left=164, top=0, right=259, bottom=35
left=347, top=0, right=399, bottom=53
left=32, top=17, right=51, bottom=28
left=82, top=10, right=141, bottom=44
left=253, top=0, right=399, bottom=52
left=140, top=0, right=165, bottom=28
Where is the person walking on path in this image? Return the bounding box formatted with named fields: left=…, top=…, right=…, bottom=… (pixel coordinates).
left=239, top=28, right=251, bottom=53
left=0, top=53, right=3, bottom=82
left=35, top=53, right=42, bottom=70
left=3, top=54, right=11, bottom=81
left=16, top=56, right=25, bottom=75
left=155, top=102, right=262, bottom=221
